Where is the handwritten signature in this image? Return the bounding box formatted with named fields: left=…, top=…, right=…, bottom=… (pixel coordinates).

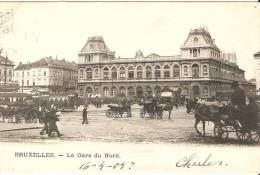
left=176, top=153, right=227, bottom=168
left=79, top=161, right=135, bottom=171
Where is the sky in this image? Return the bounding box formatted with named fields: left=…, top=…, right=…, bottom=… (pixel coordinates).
left=0, top=2, right=260, bottom=80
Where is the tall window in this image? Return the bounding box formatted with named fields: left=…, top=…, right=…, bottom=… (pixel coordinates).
left=79, top=69, right=83, bottom=79
left=173, top=65, right=180, bottom=78
left=112, top=67, right=117, bottom=79
left=192, top=64, right=199, bottom=77
left=203, top=87, right=208, bottom=96
left=128, top=86, right=135, bottom=97
left=86, top=68, right=92, bottom=80
left=137, top=66, right=143, bottom=79
left=94, top=68, right=99, bottom=78
left=43, top=71, right=46, bottom=76
left=79, top=88, right=83, bottom=96
left=119, top=87, right=125, bottom=96
left=183, top=66, right=188, bottom=76
left=103, top=87, right=109, bottom=97
left=202, top=65, right=208, bottom=76
left=155, top=65, right=161, bottom=78
left=163, top=65, right=170, bottom=78
left=146, top=66, right=152, bottom=79
left=193, top=49, right=197, bottom=57
left=111, top=87, right=117, bottom=97
left=128, top=66, right=134, bottom=79
left=27, top=80, right=29, bottom=86
left=194, top=37, right=198, bottom=43
left=103, top=67, right=109, bottom=80
left=119, top=67, right=126, bottom=79
left=86, top=87, right=92, bottom=95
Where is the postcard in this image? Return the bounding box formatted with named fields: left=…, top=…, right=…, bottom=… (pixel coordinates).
left=0, top=2, right=260, bottom=174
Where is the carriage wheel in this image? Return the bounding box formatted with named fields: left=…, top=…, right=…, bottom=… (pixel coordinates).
left=149, top=112, right=155, bottom=119
left=155, top=111, right=163, bottom=119
left=140, top=108, right=145, bottom=118
left=106, top=110, right=112, bottom=118
left=250, top=130, right=260, bottom=143
left=214, top=123, right=228, bottom=141
left=236, top=129, right=250, bottom=142
left=113, top=112, right=120, bottom=118
left=31, top=111, right=38, bottom=123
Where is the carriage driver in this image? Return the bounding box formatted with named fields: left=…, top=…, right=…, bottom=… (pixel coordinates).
left=231, top=81, right=246, bottom=109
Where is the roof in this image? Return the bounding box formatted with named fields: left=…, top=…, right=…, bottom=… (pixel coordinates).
left=0, top=54, right=14, bottom=65
left=15, top=57, right=77, bottom=71
left=79, top=36, right=114, bottom=56
left=181, top=28, right=219, bottom=50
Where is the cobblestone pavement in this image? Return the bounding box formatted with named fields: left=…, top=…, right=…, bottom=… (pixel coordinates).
left=0, top=104, right=256, bottom=145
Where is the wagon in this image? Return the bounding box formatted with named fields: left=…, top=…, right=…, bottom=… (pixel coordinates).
left=194, top=104, right=260, bottom=143
left=139, top=99, right=163, bottom=119
left=106, top=104, right=131, bottom=118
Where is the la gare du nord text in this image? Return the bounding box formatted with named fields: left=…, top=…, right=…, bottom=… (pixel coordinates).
left=15, top=152, right=120, bottom=158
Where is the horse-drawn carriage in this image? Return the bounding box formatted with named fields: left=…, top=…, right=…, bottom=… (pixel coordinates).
left=139, top=99, right=163, bottom=119
left=0, top=103, right=40, bottom=123
left=193, top=103, right=260, bottom=143
left=106, top=104, right=131, bottom=118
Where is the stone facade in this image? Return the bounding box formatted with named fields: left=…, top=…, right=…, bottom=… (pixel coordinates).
left=78, top=29, right=253, bottom=99
left=14, top=57, right=78, bottom=95
left=254, top=51, right=260, bottom=91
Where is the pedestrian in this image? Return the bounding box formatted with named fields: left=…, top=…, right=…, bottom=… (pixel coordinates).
left=40, top=106, right=49, bottom=135
left=48, top=105, right=63, bottom=137
left=82, top=105, right=88, bottom=124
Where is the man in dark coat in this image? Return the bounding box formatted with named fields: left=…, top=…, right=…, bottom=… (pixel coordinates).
left=247, top=97, right=258, bottom=129
left=48, top=105, right=62, bottom=137
left=231, top=81, right=246, bottom=108
left=82, top=105, right=88, bottom=124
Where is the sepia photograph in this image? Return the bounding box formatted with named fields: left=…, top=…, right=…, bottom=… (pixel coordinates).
left=0, top=2, right=260, bottom=174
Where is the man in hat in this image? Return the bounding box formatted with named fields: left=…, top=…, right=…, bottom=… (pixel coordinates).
left=48, top=105, right=63, bottom=137
left=82, top=105, right=88, bottom=124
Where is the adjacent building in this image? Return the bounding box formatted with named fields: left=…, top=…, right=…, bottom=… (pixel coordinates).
left=14, top=57, right=78, bottom=96
left=77, top=28, right=254, bottom=99
left=254, top=51, right=260, bottom=92
left=0, top=54, right=18, bottom=92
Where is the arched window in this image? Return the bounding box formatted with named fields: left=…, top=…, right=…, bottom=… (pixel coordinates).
left=192, top=85, right=200, bottom=96
left=79, top=69, right=83, bottom=79
left=183, top=65, right=188, bottom=76
left=183, top=87, right=188, bottom=95
left=103, top=67, right=109, bottom=79
left=94, top=68, right=99, bottom=78
left=164, top=65, right=170, bottom=78
left=103, top=87, right=109, bottom=97
left=136, top=86, right=143, bottom=98
left=192, top=64, right=199, bottom=77
left=86, top=87, right=92, bottom=97
left=111, top=86, right=117, bottom=97
left=154, top=86, right=161, bottom=96
left=173, top=65, right=180, bottom=78
left=202, top=65, right=208, bottom=76
left=155, top=65, right=161, bottom=78
left=128, top=66, right=134, bottom=79
left=203, top=87, right=208, bottom=96
left=119, top=87, right=126, bottom=96
left=146, top=66, right=152, bottom=79
left=79, top=88, right=83, bottom=96
left=111, top=67, right=117, bottom=79
left=137, top=66, right=143, bottom=79
left=194, top=37, right=198, bottom=43
left=86, top=68, right=92, bottom=80
left=146, top=86, right=152, bottom=97
left=128, top=86, right=135, bottom=97
left=119, top=67, right=126, bottom=79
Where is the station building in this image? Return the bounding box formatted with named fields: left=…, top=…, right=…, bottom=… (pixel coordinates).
left=78, top=28, right=254, bottom=99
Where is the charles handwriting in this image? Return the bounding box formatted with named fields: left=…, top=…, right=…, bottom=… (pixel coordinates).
left=176, top=153, right=226, bottom=168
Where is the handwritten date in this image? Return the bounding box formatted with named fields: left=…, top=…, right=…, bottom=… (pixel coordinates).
left=79, top=161, right=135, bottom=171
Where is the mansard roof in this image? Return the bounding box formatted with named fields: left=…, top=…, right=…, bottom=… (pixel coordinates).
left=79, top=36, right=114, bottom=56
left=15, top=57, right=77, bottom=71
left=181, top=28, right=220, bottom=51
